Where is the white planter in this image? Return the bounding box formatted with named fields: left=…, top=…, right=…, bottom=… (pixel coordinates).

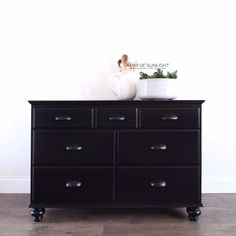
left=138, top=78, right=177, bottom=100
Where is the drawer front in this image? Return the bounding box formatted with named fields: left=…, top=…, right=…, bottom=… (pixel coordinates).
left=33, top=108, right=93, bottom=128
left=140, top=108, right=200, bottom=129
left=32, top=168, right=114, bottom=204
left=96, top=108, right=136, bottom=128
left=118, top=131, right=199, bottom=165
left=117, top=167, right=200, bottom=204
left=33, top=131, right=114, bottom=166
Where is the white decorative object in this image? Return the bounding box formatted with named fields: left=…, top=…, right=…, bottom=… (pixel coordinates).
left=138, top=78, right=177, bottom=100
left=109, top=71, right=137, bottom=100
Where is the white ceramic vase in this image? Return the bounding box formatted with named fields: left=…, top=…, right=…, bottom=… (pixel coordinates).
left=138, top=78, right=177, bottom=100
left=109, top=71, right=137, bottom=100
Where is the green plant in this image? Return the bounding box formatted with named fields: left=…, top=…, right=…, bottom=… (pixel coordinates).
left=167, top=70, right=177, bottom=79
left=151, top=68, right=165, bottom=78
left=139, top=72, right=151, bottom=79
left=139, top=69, right=177, bottom=79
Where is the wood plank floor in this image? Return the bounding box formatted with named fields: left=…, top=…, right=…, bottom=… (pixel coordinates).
left=0, top=194, right=235, bottom=236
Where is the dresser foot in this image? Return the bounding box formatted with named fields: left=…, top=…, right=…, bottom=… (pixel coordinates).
left=186, top=207, right=201, bottom=221
left=31, top=208, right=45, bottom=222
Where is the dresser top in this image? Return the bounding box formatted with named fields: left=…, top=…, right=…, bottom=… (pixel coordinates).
left=29, top=100, right=204, bottom=105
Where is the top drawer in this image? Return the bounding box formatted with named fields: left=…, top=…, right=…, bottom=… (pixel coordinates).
left=140, top=107, right=200, bottom=129
left=33, top=108, right=93, bottom=128
left=96, top=108, right=137, bottom=128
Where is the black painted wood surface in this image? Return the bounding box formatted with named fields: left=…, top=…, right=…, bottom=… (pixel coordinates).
left=29, top=100, right=204, bottom=221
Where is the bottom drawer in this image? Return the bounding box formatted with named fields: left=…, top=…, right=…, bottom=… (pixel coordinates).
left=32, top=168, right=114, bottom=204
left=117, top=167, right=200, bottom=205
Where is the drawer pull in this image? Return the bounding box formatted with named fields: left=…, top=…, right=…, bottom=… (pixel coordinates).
left=150, top=143, right=167, bottom=150
left=150, top=180, right=167, bottom=188
left=65, top=145, right=83, bottom=151
left=108, top=116, right=125, bottom=121
left=65, top=181, right=82, bottom=188
left=161, top=114, right=178, bottom=121
left=54, top=116, right=72, bottom=121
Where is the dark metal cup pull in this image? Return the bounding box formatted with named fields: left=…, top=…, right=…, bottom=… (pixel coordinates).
left=108, top=116, right=125, bottom=121
left=65, top=181, right=82, bottom=188
left=150, top=180, right=167, bottom=188
left=150, top=143, right=167, bottom=150
left=65, top=145, right=83, bottom=151
left=54, top=116, right=72, bottom=121
left=161, top=114, right=178, bottom=121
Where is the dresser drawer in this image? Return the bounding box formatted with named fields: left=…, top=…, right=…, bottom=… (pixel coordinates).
left=117, top=167, right=200, bottom=204
left=33, top=131, right=114, bottom=166
left=32, top=167, right=114, bottom=204
left=33, top=108, right=93, bottom=128
left=118, top=131, right=199, bottom=165
left=96, top=108, right=137, bottom=128
left=140, top=108, right=200, bottom=129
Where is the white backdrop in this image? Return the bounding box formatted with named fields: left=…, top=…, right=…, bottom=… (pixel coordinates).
left=0, top=0, right=236, bottom=193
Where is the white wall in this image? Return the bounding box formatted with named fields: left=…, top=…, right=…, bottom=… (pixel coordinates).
left=0, top=0, right=236, bottom=193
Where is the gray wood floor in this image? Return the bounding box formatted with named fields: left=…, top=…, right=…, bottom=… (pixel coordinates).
left=0, top=194, right=235, bottom=236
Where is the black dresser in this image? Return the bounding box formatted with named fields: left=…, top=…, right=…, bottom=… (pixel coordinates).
left=29, top=100, right=204, bottom=221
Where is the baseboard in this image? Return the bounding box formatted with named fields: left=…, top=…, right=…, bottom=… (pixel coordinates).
left=0, top=177, right=236, bottom=193
left=0, top=177, right=30, bottom=193
left=202, top=177, right=236, bottom=193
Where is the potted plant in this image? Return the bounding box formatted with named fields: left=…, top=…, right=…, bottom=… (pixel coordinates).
left=138, top=68, right=178, bottom=100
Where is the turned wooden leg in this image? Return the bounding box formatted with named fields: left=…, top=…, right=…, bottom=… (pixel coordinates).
left=30, top=208, right=45, bottom=222
left=186, top=207, right=201, bottom=221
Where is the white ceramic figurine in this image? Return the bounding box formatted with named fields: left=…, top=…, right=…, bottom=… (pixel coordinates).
left=109, top=54, right=137, bottom=100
